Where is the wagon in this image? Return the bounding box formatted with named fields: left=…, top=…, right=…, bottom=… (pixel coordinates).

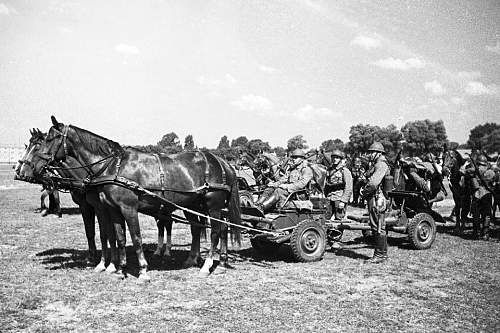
left=329, top=190, right=441, bottom=250
left=240, top=188, right=441, bottom=262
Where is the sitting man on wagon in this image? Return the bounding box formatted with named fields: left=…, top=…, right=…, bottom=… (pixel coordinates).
left=400, top=154, right=445, bottom=206
left=254, top=148, right=314, bottom=213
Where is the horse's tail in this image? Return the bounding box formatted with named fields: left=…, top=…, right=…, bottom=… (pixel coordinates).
left=227, top=176, right=242, bottom=246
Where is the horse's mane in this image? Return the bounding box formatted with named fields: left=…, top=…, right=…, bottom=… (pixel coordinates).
left=71, top=125, right=124, bottom=156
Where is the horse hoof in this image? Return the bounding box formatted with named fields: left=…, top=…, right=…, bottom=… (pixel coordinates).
left=111, top=271, right=126, bottom=280
left=198, top=269, right=211, bottom=278
left=137, top=274, right=151, bottom=284
left=105, top=263, right=117, bottom=274
left=93, top=262, right=106, bottom=273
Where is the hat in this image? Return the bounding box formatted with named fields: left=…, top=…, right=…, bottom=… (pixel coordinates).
left=367, top=142, right=385, bottom=153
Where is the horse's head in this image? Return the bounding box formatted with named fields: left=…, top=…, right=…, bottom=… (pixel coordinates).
left=14, top=128, right=48, bottom=182
left=442, top=150, right=463, bottom=177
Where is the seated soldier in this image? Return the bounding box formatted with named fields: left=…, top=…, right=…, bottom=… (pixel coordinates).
left=255, top=149, right=313, bottom=212
left=400, top=155, right=444, bottom=206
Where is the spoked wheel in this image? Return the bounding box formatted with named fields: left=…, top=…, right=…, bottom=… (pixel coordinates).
left=290, top=219, right=326, bottom=262
left=250, top=237, right=280, bottom=255
left=407, top=213, right=436, bottom=250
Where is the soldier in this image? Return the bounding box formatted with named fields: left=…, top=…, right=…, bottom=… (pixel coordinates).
left=255, top=148, right=313, bottom=213
left=361, top=142, right=391, bottom=264
left=467, top=155, right=495, bottom=240
left=351, top=156, right=367, bottom=207
left=324, top=150, right=353, bottom=220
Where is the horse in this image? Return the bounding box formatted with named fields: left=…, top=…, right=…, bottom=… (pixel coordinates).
left=33, top=116, right=241, bottom=281
left=15, top=129, right=119, bottom=273
left=442, top=149, right=470, bottom=234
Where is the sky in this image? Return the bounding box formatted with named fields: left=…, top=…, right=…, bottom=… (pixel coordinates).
left=0, top=0, right=499, bottom=149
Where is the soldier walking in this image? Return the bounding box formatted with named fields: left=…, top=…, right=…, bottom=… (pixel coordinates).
left=362, top=142, right=391, bottom=264
left=324, top=150, right=353, bottom=220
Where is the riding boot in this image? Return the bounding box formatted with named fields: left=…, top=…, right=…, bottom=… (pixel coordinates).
left=255, top=187, right=274, bottom=206
left=365, top=234, right=388, bottom=264
left=482, top=217, right=490, bottom=241
left=259, top=192, right=280, bottom=213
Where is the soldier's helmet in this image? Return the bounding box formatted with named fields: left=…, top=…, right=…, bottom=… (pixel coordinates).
left=367, top=142, right=385, bottom=154
left=331, top=149, right=345, bottom=159
left=290, top=148, right=306, bottom=158
left=476, top=155, right=488, bottom=166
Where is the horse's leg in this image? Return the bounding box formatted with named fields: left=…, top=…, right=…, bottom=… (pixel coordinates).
left=107, top=207, right=127, bottom=279
left=154, top=218, right=165, bottom=256
left=120, top=206, right=150, bottom=283
left=183, top=212, right=202, bottom=268
left=77, top=200, right=98, bottom=264
left=52, top=190, right=62, bottom=218
left=199, top=215, right=220, bottom=277
left=164, top=217, right=172, bottom=258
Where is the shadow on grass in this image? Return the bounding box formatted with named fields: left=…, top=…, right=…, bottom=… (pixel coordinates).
left=35, top=241, right=281, bottom=276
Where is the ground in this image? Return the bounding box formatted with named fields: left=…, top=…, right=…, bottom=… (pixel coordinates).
left=1, top=164, right=499, bottom=332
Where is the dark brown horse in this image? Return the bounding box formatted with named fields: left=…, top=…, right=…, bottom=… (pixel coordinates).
left=15, top=129, right=119, bottom=273
left=34, top=116, right=241, bottom=281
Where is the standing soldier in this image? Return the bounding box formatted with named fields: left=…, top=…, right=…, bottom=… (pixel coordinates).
left=351, top=157, right=367, bottom=207
left=324, top=150, right=353, bottom=220
left=467, top=155, right=495, bottom=240
left=362, top=142, right=391, bottom=264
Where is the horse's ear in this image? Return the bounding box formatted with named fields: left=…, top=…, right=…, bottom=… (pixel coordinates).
left=51, top=115, right=59, bottom=127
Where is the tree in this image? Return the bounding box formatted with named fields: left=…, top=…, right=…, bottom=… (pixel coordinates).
left=346, top=124, right=379, bottom=154
left=231, top=136, right=249, bottom=149
left=480, top=128, right=500, bottom=154
left=320, top=139, right=344, bottom=152
left=184, top=135, right=195, bottom=150
left=273, top=146, right=287, bottom=157
left=157, top=132, right=182, bottom=154
left=287, top=135, right=308, bottom=152
left=401, top=119, right=447, bottom=156
left=467, top=123, right=500, bottom=152
left=375, top=124, right=404, bottom=158
left=215, top=135, right=235, bottom=160
left=247, top=139, right=271, bottom=154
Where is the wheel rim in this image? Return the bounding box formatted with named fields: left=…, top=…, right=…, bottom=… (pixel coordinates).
left=417, top=220, right=432, bottom=242
left=300, top=228, right=321, bottom=255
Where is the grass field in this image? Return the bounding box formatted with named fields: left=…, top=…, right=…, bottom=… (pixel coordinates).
left=1, top=164, right=499, bottom=332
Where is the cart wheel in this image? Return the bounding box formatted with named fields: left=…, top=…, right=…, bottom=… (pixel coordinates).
left=250, top=238, right=280, bottom=254
left=290, top=219, right=326, bottom=262
left=239, top=190, right=254, bottom=207
left=407, top=213, right=436, bottom=250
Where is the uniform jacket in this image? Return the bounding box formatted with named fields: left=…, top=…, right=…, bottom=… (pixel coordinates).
left=325, top=161, right=353, bottom=203
left=363, top=155, right=390, bottom=197
left=273, top=159, right=314, bottom=193
left=465, top=164, right=496, bottom=199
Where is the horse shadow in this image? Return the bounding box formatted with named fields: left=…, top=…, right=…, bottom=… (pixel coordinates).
left=34, top=242, right=281, bottom=275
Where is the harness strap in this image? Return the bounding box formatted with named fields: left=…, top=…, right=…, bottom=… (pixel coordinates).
left=152, top=154, right=165, bottom=194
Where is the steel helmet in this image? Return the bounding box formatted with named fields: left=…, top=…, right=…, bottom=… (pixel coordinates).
left=290, top=148, right=306, bottom=158
left=476, top=155, right=488, bottom=166
left=331, top=149, right=345, bottom=158
left=367, top=142, right=385, bottom=154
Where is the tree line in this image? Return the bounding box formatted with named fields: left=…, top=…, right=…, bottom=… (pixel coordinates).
left=132, top=120, right=500, bottom=160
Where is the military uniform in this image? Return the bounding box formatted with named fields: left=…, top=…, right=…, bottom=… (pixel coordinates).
left=466, top=157, right=495, bottom=240
left=256, top=149, right=313, bottom=212
left=325, top=158, right=353, bottom=220
left=351, top=161, right=366, bottom=207
left=363, top=142, right=391, bottom=263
